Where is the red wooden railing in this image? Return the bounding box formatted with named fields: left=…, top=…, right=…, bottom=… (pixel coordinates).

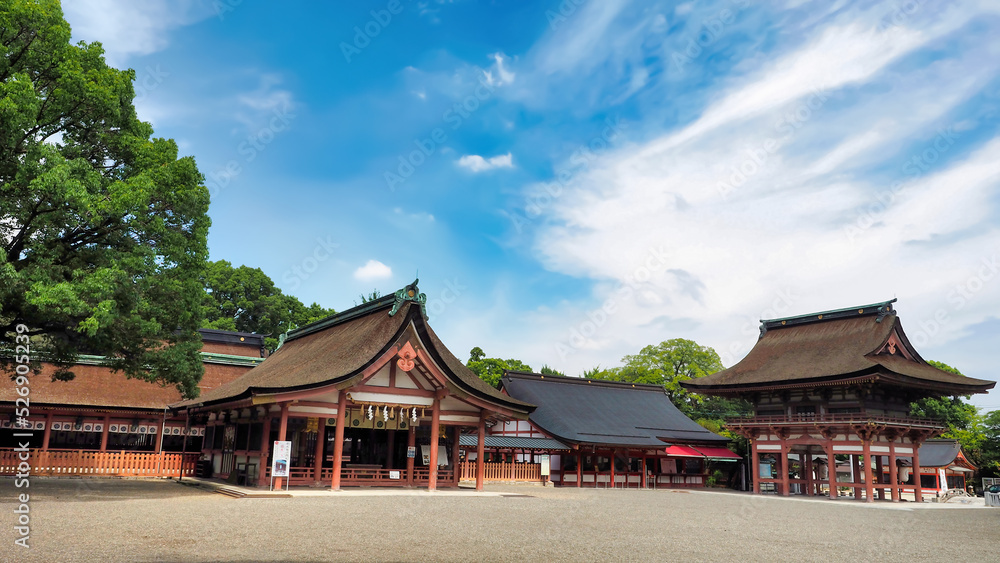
left=0, top=449, right=199, bottom=478
left=262, top=466, right=455, bottom=486
left=459, top=461, right=541, bottom=482
left=727, top=413, right=943, bottom=428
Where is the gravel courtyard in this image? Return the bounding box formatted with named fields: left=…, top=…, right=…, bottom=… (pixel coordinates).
left=1, top=478, right=995, bottom=562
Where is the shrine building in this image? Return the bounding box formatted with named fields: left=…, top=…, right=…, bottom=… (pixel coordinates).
left=171, top=280, right=534, bottom=491
left=473, top=371, right=739, bottom=488
left=0, top=329, right=264, bottom=477
left=681, top=299, right=994, bottom=502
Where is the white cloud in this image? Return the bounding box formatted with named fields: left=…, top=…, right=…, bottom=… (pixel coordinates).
left=353, top=260, right=393, bottom=281
left=506, top=1, right=1000, bottom=386
left=456, top=153, right=514, bottom=173
left=63, top=0, right=214, bottom=67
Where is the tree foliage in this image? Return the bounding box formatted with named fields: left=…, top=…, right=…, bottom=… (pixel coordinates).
left=1, top=1, right=210, bottom=397
left=201, top=260, right=334, bottom=351
left=590, top=338, right=750, bottom=420
left=465, top=346, right=532, bottom=388
left=539, top=365, right=564, bottom=377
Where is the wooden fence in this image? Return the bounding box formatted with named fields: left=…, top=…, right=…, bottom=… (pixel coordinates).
left=0, top=449, right=199, bottom=478
left=460, top=460, right=541, bottom=482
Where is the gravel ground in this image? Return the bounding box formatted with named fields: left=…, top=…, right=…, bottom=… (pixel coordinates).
left=1, top=478, right=996, bottom=562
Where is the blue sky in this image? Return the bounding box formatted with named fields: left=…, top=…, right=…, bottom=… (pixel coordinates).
left=65, top=0, right=1000, bottom=410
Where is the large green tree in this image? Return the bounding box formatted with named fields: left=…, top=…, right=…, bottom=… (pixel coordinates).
left=909, top=361, right=993, bottom=477
left=592, top=338, right=750, bottom=420
left=465, top=346, right=532, bottom=388
left=1, top=1, right=210, bottom=397
left=201, top=260, right=334, bottom=350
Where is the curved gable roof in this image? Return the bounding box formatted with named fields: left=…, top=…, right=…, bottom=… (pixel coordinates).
left=501, top=371, right=727, bottom=448
left=683, top=302, right=994, bottom=394
left=173, top=288, right=532, bottom=415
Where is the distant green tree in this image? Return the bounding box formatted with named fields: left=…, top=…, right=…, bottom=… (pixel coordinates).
left=539, top=365, right=564, bottom=377
left=0, top=1, right=211, bottom=397
left=979, top=409, right=1000, bottom=479
left=591, top=339, right=751, bottom=438
left=201, top=260, right=334, bottom=350
left=465, top=346, right=532, bottom=388
left=355, top=289, right=381, bottom=305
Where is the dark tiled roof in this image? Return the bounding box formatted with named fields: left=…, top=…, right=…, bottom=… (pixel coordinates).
left=198, top=328, right=265, bottom=348
left=682, top=305, right=994, bottom=394
left=500, top=372, right=728, bottom=448
left=458, top=435, right=571, bottom=451
left=173, top=295, right=532, bottom=414
left=879, top=439, right=972, bottom=469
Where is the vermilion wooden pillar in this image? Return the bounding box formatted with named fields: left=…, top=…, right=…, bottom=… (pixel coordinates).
left=428, top=397, right=441, bottom=491
left=314, top=418, right=326, bottom=484
left=100, top=414, right=111, bottom=451
left=475, top=414, right=485, bottom=491
left=274, top=403, right=289, bottom=489
left=874, top=452, right=884, bottom=500
left=825, top=441, right=837, bottom=500
left=451, top=426, right=461, bottom=487
left=609, top=450, right=616, bottom=489
left=888, top=440, right=899, bottom=502
left=862, top=441, right=874, bottom=503
left=751, top=439, right=760, bottom=494
left=41, top=412, right=53, bottom=450
left=912, top=445, right=923, bottom=502
left=641, top=456, right=647, bottom=489
left=576, top=452, right=582, bottom=488
left=804, top=453, right=814, bottom=496
left=779, top=441, right=790, bottom=496
left=257, top=411, right=272, bottom=487
left=852, top=454, right=862, bottom=499
left=331, top=392, right=347, bottom=490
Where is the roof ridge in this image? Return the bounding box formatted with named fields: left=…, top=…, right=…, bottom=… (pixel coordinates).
left=761, top=299, right=897, bottom=333
left=286, top=279, right=428, bottom=342
left=503, top=370, right=666, bottom=392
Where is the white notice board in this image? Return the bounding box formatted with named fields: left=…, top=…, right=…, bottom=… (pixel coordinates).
left=272, top=440, right=291, bottom=478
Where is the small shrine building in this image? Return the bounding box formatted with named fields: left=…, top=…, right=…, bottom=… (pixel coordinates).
left=682, top=299, right=994, bottom=502
left=172, top=281, right=534, bottom=491
left=479, top=371, right=739, bottom=488
left=0, top=329, right=264, bottom=477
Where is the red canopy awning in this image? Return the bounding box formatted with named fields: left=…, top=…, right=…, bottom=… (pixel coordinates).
left=663, top=445, right=703, bottom=457
left=693, top=447, right=741, bottom=460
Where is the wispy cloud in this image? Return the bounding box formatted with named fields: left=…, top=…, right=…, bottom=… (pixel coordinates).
left=456, top=153, right=514, bottom=172
left=64, top=0, right=214, bottom=66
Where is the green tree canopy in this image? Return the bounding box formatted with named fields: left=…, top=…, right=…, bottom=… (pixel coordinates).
left=1, top=0, right=210, bottom=397
left=465, top=346, right=531, bottom=388
left=590, top=338, right=751, bottom=452
left=539, top=365, right=565, bottom=377
left=201, top=260, right=334, bottom=350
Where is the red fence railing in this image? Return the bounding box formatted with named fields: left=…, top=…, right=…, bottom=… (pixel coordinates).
left=0, top=449, right=199, bottom=477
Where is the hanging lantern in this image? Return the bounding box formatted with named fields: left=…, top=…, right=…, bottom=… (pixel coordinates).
left=367, top=405, right=374, bottom=420
left=411, top=408, right=417, bottom=422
